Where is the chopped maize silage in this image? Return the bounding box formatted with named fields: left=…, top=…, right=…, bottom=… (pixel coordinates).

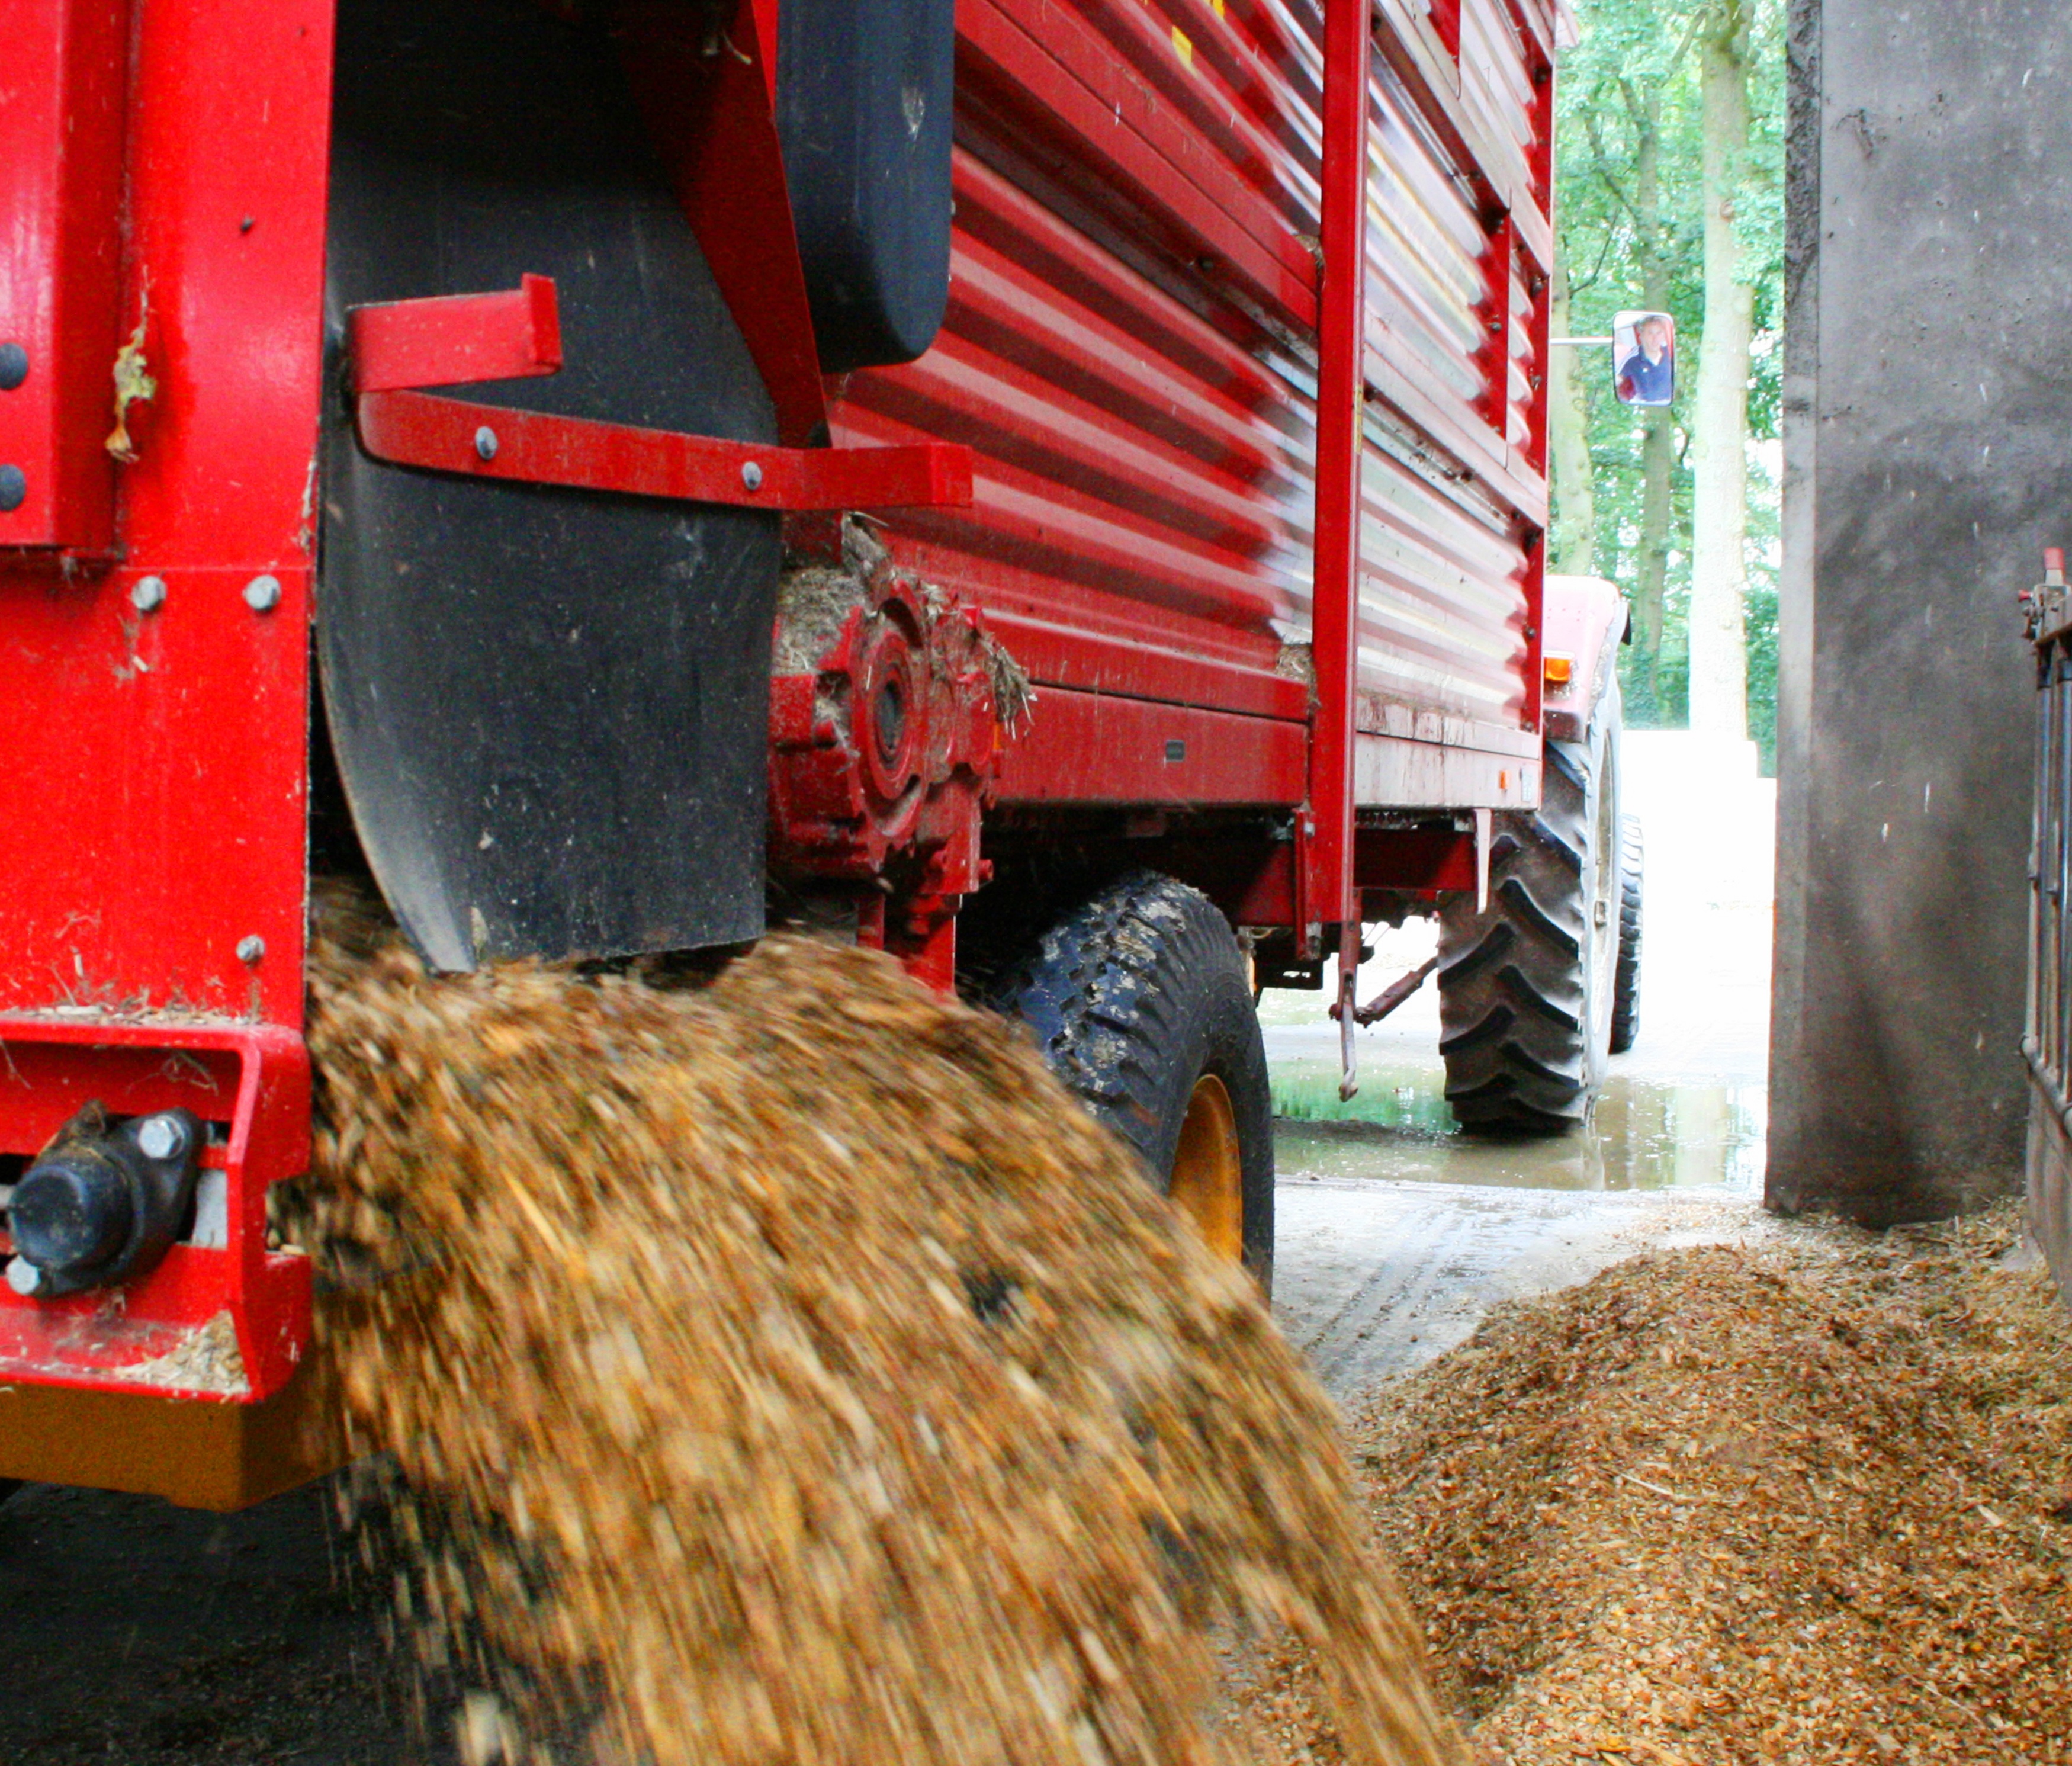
left=298, top=900, right=1461, bottom=1766
left=1246, top=1206, right=2072, bottom=1765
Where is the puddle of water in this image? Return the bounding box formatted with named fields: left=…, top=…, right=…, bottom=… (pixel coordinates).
left=1271, top=1051, right=1765, bottom=1192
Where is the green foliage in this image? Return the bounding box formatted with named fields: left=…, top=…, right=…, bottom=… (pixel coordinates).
left=1554, top=0, right=1786, bottom=769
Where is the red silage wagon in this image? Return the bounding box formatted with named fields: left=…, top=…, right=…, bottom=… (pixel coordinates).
left=0, top=0, right=1630, bottom=1507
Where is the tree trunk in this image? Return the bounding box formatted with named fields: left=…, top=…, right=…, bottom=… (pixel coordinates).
left=1688, top=2, right=1756, bottom=741
left=1635, top=409, right=1675, bottom=713
left=1548, top=264, right=1597, bottom=576
left=1621, top=81, right=1673, bottom=714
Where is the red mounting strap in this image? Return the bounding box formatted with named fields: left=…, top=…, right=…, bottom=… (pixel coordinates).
left=346, top=279, right=974, bottom=513
left=357, top=388, right=971, bottom=513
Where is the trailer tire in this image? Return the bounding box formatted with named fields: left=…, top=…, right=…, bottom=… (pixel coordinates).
left=1610, top=815, right=1643, bottom=1055
left=992, top=872, right=1274, bottom=1291
left=1437, top=686, right=1624, bottom=1132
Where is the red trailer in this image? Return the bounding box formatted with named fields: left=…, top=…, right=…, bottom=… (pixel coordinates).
left=0, top=0, right=1631, bottom=1508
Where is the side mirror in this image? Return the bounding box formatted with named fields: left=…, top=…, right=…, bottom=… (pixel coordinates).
left=1612, top=310, right=1676, bottom=407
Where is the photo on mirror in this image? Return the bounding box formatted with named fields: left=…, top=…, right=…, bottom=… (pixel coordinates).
left=1614, top=310, right=1676, bottom=407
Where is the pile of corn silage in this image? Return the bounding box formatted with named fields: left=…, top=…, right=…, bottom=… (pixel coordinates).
left=295, top=896, right=1461, bottom=1766
left=1249, top=1210, right=2072, bottom=1765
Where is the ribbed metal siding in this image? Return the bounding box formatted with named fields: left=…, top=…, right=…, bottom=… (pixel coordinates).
left=1354, top=44, right=1533, bottom=733
left=831, top=0, right=1552, bottom=751
left=836, top=144, right=1315, bottom=714
left=1461, top=0, right=1543, bottom=210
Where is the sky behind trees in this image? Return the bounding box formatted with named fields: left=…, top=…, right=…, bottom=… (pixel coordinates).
left=1550, top=0, right=1786, bottom=769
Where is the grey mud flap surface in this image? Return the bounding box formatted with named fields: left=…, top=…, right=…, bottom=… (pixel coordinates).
left=320, top=0, right=782, bottom=970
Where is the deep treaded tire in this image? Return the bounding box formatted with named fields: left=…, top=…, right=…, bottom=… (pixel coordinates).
left=1437, top=685, right=1624, bottom=1132
left=1610, top=815, right=1643, bottom=1055
left=992, top=872, right=1275, bottom=1289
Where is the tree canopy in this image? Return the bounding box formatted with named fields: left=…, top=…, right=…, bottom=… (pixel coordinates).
left=1551, top=0, right=1787, bottom=766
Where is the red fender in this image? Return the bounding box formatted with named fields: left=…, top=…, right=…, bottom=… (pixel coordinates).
left=1540, top=573, right=1631, bottom=741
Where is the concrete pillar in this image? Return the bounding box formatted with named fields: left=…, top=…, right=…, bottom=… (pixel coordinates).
left=1770, top=0, right=2072, bottom=1222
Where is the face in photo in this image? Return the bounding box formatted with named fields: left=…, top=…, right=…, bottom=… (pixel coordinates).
left=1614, top=310, right=1676, bottom=407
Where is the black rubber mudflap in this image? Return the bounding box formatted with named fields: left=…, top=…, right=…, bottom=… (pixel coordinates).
left=320, top=0, right=781, bottom=971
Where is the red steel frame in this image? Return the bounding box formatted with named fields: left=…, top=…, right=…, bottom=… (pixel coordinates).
left=0, top=0, right=336, bottom=1494
left=1309, top=0, right=1373, bottom=981
left=0, top=0, right=1559, bottom=1501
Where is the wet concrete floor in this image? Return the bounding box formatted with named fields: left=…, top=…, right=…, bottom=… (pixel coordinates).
left=1265, top=734, right=1778, bottom=1398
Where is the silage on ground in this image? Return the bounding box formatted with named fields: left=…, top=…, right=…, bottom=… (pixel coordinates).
left=297, top=901, right=1461, bottom=1766
left=1257, top=1208, right=2072, bottom=1766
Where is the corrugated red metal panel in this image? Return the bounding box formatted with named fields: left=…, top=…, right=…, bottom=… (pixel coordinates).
left=838, top=138, right=1316, bottom=734
left=1344, top=0, right=1550, bottom=756
left=836, top=0, right=1556, bottom=818
left=1460, top=0, right=1539, bottom=211
left=1353, top=428, right=1532, bottom=732
left=956, top=0, right=1320, bottom=332
left=1371, top=0, right=1553, bottom=266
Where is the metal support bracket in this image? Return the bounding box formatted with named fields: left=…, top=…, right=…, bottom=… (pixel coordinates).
left=1335, top=921, right=1361, bottom=1101
left=346, top=280, right=974, bottom=513
left=1339, top=956, right=1439, bottom=1029
left=0, top=1018, right=311, bottom=1405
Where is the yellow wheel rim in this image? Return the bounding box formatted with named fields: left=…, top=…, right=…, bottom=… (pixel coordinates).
left=1168, top=1073, right=1245, bottom=1262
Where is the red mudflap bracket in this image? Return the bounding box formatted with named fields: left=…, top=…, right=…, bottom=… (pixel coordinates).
left=348, top=278, right=975, bottom=512
left=0, top=1020, right=312, bottom=1407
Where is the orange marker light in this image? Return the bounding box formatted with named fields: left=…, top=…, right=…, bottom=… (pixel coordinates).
left=1543, top=654, right=1575, bottom=687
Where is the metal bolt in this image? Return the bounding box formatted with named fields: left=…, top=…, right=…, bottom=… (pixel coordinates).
left=136, top=1113, right=188, bottom=1162
left=741, top=461, right=763, bottom=492
left=5, top=1258, right=43, bottom=1298
left=131, top=576, right=168, bottom=614
left=0, top=465, right=24, bottom=513
left=0, top=343, right=27, bottom=393
left=475, top=426, right=499, bottom=462
left=236, top=935, right=265, bottom=965
left=243, top=575, right=281, bottom=613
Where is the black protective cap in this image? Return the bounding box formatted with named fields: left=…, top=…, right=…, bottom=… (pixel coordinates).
left=9, top=1154, right=135, bottom=1280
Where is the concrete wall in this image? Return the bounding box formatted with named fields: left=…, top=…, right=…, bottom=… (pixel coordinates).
left=1770, top=0, right=2072, bottom=1222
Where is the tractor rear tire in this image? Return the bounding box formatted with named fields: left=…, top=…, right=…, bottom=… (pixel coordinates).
left=992, top=872, right=1275, bottom=1292
left=1437, top=686, right=1624, bottom=1132
left=1610, top=815, right=1643, bottom=1055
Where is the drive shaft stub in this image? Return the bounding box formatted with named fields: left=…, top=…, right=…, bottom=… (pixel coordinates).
left=5, top=1104, right=205, bottom=1300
